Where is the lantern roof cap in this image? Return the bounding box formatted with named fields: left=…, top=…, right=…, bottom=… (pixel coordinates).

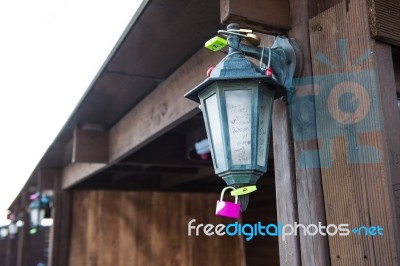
left=185, top=53, right=284, bottom=103
left=28, top=198, right=48, bottom=210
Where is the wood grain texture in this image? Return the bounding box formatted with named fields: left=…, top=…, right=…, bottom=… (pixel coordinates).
left=48, top=172, right=72, bottom=266
left=374, top=42, right=400, bottom=262
left=72, top=128, right=108, bottom=163
left=272, top=99, right=301, bottom=266
left=288, top=0, right=331, bottom=264
left=309, top=0, right=400, bottom=264
left=368, top=0, right=400, bottom=47
left=108, top=48, right=224, bottom=163
left=16, top=192, right=29, bottom=266
left=60, top=49, right=223, bottom=189
left=62, top=162, right=106, bottom=189
left=69, top=191, right=245, bottom=266
left=220, top=0, right=291, bottom=35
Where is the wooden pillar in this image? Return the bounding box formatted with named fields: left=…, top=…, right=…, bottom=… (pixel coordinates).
left=48, top=173, right=72, bottom=266
left=287, top=0, right=331, bottom=265
left=5, top=235, right=18, bottom=266
left=5, top=236, right=12, bottom=266
left=307, top=0, right=400, bottom=264
left=16, top=192, right=29, bottom=266
left=272, top=99, right=301, bottom=266
left=220, top=0, right=332, bottom=265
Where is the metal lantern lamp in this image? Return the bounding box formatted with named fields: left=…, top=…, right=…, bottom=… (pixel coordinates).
left=0, top=226, right=8, bottom=239
left=8, top=222, right=18, bottom=237
left=28, top=194, right=50, bottom=229
left=185, top=23, right=300, bottom=209
left=7, top=212, right=18, bottom=237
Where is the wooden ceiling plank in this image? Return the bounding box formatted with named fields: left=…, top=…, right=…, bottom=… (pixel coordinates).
left=61, top=49, right=223, bottom=189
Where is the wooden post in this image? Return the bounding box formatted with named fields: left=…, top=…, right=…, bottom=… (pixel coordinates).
left=287, top=0, right=331, bottom=265
left=272, top=98, right=301, bottom=266
left=218, top=0, right=332, bottom=264
left=308, top=0, right=400, bottom=264
left=48, top=172, right=72, bottom=266
left=7, top=233, right=18, bottom=266
left=16, top=192, right=29, bottom=266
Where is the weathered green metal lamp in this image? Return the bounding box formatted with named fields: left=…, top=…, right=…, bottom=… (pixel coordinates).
left=7, top=212, right=18, bottom=237
left=28, top=194, right=50, bottom=233
left=185, top=23, right=299, bottom=209
left=8, top=222, right=18, bottom=237
left=0, top=226, right=8, bottom=239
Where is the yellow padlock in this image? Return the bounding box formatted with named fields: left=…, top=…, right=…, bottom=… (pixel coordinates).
left=230, top=186, right=257, bottom=196
left=204, top=36, right=228, bottom=51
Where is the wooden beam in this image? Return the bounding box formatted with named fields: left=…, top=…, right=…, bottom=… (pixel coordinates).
left=272, top=98, right=301, bottom=266
left=72, top=128, right=108, bottom=163
left=61, top=49, right=223, bottom=189
left=368, top=0, right=400, bottom=47
left=63, top=139, right=73, bottom=166
left=220, top=0, right=291, bottom=35
left=62, top=163, right=106, bottom=189
left=38, top=169, right=56, bottom=190
left=108, top=49, right=223, bottom=162
left=309, top=0, right=400, bottom=263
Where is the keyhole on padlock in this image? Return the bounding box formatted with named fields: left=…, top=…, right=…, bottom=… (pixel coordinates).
left=238, top=194, right=249, bottom=212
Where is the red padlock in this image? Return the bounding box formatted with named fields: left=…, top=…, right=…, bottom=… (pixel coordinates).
left=207, top=66, right=215, bottom=77
left=265, top=67, right=273, bottom=77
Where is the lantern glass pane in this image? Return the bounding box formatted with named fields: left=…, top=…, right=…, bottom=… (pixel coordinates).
left=204, top=94, right=226, bottom=170
left=226, top=89, right=252, bottom=165
left=0, top=227, right=8, bottom=238
left=30, top=208, right=45, bottom=227
left=8, top=223, right=18, bottom=235
left=257, top=91, right=274, bottom=166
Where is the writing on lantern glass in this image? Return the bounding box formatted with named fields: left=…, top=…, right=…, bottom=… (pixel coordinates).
left=226, top=90, right=252, bottom=165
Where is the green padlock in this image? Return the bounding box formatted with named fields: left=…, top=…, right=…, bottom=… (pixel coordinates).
left=230, top=186, right=257, bottom=196
left=204, top=36, right=228, bottom=51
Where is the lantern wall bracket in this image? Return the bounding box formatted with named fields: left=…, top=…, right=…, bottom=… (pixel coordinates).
left=186, top=23, right=302, bottom=103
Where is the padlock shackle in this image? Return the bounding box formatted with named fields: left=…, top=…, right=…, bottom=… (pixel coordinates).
left=220, top=186, right=238, bottom=203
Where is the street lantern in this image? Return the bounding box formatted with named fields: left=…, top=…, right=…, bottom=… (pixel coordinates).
left=188, top=74, right=277, bottom=186
left=7, top=212, right=18, bottom=237
left=0, top=226, right=8, bottom=239
left=28, top=194, right=50, bottom=229
left=185, top=23, right=299, bottom=209
left=8, top=222, right=18, bottom=236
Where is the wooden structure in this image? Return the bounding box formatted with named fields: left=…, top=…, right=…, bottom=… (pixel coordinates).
left=3, top=0, right=400, bottom=265
left=0, top=227, right=50, bottom=266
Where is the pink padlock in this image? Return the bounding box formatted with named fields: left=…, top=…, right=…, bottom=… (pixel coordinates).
left=216, top=186, right=240, bottom=219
